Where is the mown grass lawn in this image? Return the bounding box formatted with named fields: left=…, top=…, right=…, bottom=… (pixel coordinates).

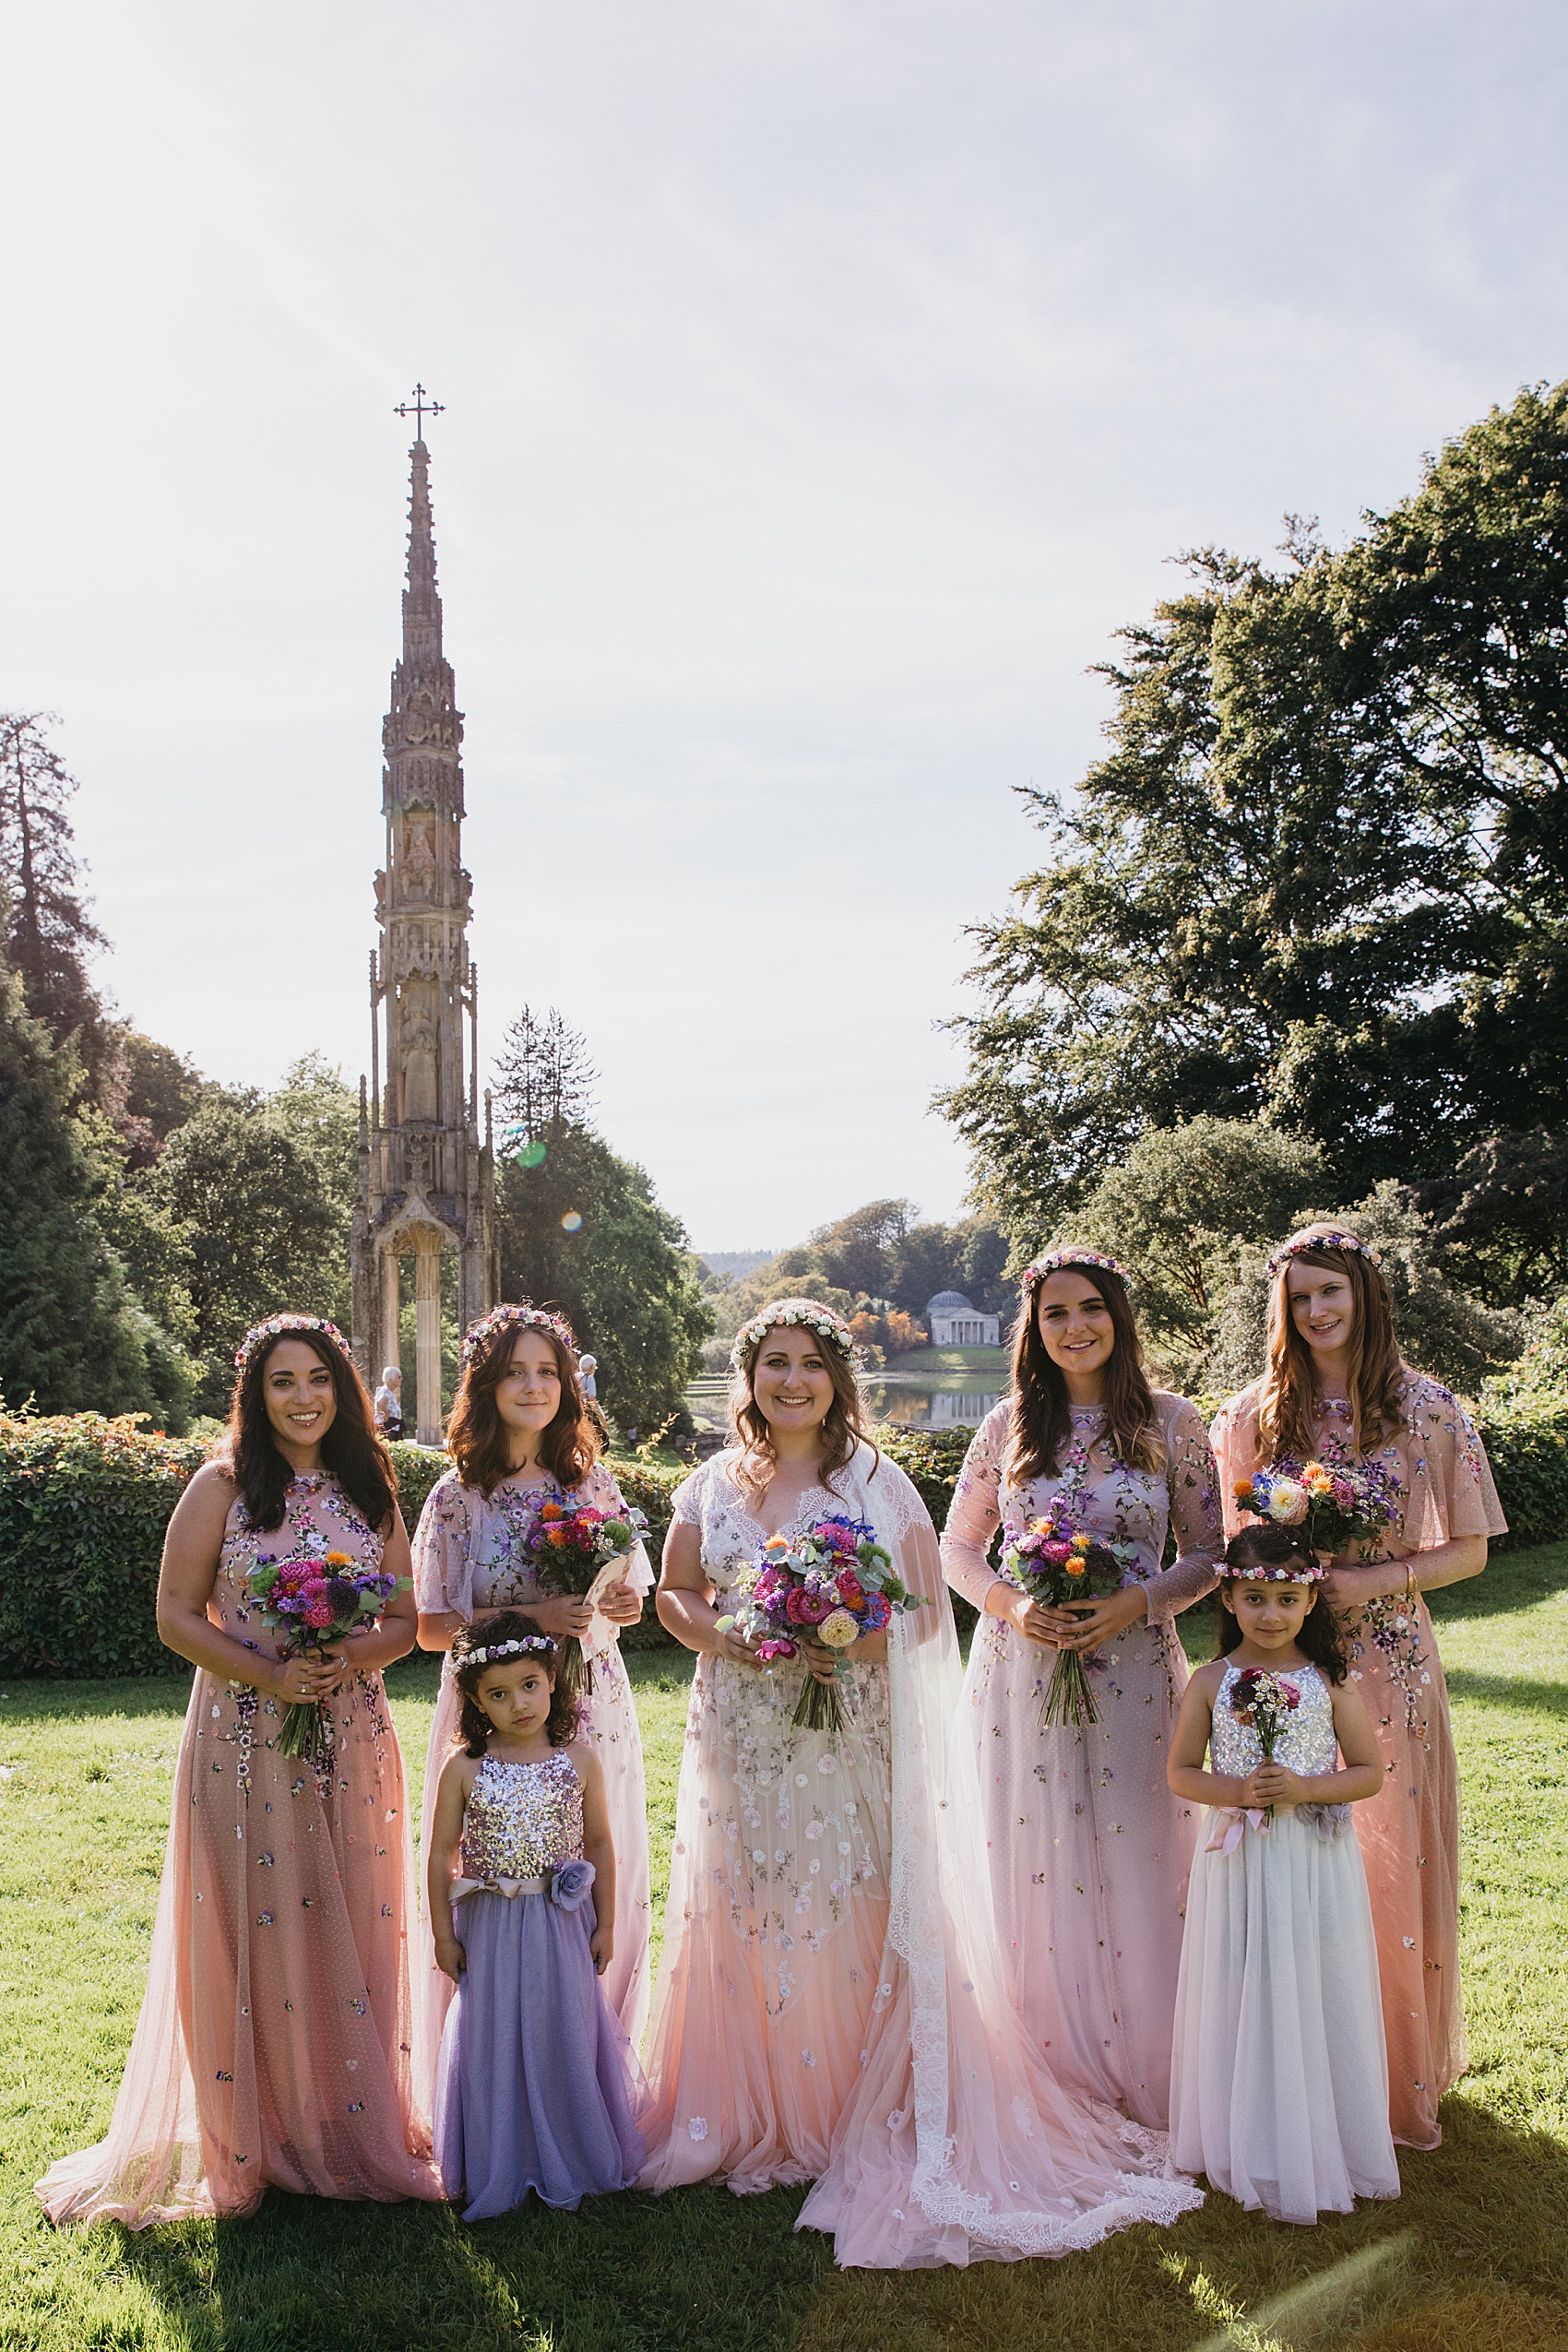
left=1, top=1550, right=1564, bottom=2352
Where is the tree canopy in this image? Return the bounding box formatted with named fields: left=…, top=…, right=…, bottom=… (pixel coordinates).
left=940, top=384, right=1568, bottom=1241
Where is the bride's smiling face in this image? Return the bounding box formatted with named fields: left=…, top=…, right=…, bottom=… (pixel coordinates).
left=750, top=1327, right=836, bottom=1434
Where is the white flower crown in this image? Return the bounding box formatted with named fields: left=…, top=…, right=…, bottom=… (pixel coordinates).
left=1021, top=1246, right=1130, bottom=1291
left=235, top=1313, right=353, bottom=1375
left=465, top=1635, right=557, bottom=1667
left=730, top=1299, right=861, bottom=1373
left=1265, top=1229, right=1383, bottom=1279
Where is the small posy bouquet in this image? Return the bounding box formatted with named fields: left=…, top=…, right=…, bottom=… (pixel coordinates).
left=515, top=1493, right=650, bottom=1695
left=1234, top=1457, right=1397, bottom=1556
left=1000, top=1501, right=1136, bottom=1730
left=1229, top=1666, right=1301, bottom=1826
left=718, top=1514, right=922, bottom=1734
left=246, top=1540, right=404, bottom=1763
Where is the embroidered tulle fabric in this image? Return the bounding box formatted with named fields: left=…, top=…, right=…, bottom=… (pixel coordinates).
left=1210, top=1372, right=1507, bottom=2150
left=644, top=1444, right=1202, bottom=2265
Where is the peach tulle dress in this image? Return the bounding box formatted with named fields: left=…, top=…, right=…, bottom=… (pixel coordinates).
left=38, top=1472, right=439, bottom=2227
left=940, top=1396, right=1223, bottom=2128
left=410, top=1462, right=653, bottom=2107
left=1210, top=1372, right=1507, bottom=2149
left=642, top=1443, right=1204, bottom=2267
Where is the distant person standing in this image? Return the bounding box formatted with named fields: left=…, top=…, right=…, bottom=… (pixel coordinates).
left=374, top=1365, right=405, bottom=1443
left=577, top=1354, right=599, bottom=1402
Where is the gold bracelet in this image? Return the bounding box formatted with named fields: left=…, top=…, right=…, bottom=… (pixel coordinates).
left=1405, top=1562, right=1417, bottom=1610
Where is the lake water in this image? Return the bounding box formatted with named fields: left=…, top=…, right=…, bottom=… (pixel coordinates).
left=684, top=1377, right=1001, bottom=1434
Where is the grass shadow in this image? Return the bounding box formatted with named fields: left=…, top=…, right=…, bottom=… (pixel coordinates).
left=1428, top=1544, right=1567, bottom=1626
left=1445, top=1668, right=1565, bottom=1719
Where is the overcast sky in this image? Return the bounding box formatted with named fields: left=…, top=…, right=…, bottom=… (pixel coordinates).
left=3, top=1, right=1563, bottom=1249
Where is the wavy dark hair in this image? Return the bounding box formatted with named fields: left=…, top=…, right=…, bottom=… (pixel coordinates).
left=1007, top=1259, right=1163, bottom=1486
left=221, top=1323, right=396, bottom=1534
left=730, top=1300, right=879, bottom=1501
left=1216, top=1524, right=1348, bottom=1681
left=450, top=1610, right=579, bottom=1753
left=445, top=1308, right=600, bottom=1499
left=1259, top=1230, right=1406, bottom=1462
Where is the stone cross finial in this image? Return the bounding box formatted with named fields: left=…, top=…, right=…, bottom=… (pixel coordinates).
left=394, top=383, right=445, bottom=437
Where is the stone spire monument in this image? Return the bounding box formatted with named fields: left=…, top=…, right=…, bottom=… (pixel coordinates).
left=350, top=391, right=497, bottom=1443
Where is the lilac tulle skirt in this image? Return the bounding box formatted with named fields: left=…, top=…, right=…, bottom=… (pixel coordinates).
left=434, top=1886, right=646, bottom=2219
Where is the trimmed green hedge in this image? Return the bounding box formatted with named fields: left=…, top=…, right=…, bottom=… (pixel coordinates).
left=3, top=1407, right=1562, bottom=1679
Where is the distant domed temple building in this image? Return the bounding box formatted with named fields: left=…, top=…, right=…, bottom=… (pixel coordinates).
left=924, top=1290, right=1000, bottom=1348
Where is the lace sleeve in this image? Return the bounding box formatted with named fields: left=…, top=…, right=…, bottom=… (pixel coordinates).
left=1209, top=1386, right=1264, bottom=1537
left=411, top=1475, right=475, bottom=1618
left=671, top=1459, right=709, bottom=1529
left=1139, top=1396, right=1223, bottom=1621
left=938, top=1405, right=1008, bottom=1611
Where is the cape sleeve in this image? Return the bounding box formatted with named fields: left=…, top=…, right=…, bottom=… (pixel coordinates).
left=1401, top=1377, right=1508, bottom=1551
left=589, top=1461, right=656, bottom=1595
left=937, top=1404, right=1009, bottom=1612
left=1138, top=1395, right=1223, bottom=1621
left=1209, top=1386, right=1265, bottom=1538
left=410, top=1474, right=476, bottom=1619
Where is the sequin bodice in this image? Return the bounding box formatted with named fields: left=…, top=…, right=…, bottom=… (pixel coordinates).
left=460, top=1750, right=584, bottom=1882
left=1210, top=1661, right=1339, bottom=1779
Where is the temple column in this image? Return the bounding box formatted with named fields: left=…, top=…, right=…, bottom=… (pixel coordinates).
left=414, top=1234, right=444, bottom=1444
left=380, top=1250, right=402, bottom=1389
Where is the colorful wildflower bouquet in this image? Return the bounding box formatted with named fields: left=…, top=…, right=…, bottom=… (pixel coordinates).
left=999, top=1500, right=1136, bottom=1730
left=514, top=1493, right=650, bottom=1696
left=1234, top=1457, right=1397, bottom=1555
left=246, top=1540, right=405, bottom=1764
left=719, top=1513, right=922, bottom=1734
left=1228, top=1666, right=1301, bottom=1825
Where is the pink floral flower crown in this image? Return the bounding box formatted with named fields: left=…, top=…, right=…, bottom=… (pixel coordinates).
left=460, top=1301, right=578, bottom=1370
left=234, top=1313, right=353, bottom=1376
left=464, top=1634, right=557, bottom=1666
left=1265, top=1229, right=1382, bottom=1278
left=1228, top=1559, right=1326, bottom=1584
left=730, top=1299, right=861, bottom=1373
left=1021, top=1246, right=1130, bottom=1291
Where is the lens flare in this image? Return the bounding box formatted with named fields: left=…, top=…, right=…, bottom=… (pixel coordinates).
left=561, top=1210, right=583, bottom=1233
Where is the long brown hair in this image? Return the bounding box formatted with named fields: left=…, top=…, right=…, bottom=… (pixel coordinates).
left=449, top=1610, right=580, bottom=1752
left=223, top=1326, right=396, bottom=1534
left=445, top=1308, right=600, bottom=1499
left=1007, top=1259, right=1163, bottom=1486
left=1257, top=1229, right=1405, bottom=1461
left=730, top=1300, right=879, bottom=1500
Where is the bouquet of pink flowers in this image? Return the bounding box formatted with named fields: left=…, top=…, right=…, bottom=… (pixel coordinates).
left=999, top=1499, right=1136, bottom=1730
left=719, top=1513, right=922, bottom=1733
left=1229, top=1665, right=1301, bottom=1825
left=1233, top=1457, right=1397, bottom=1555
left=246, top=1538, right=405, bottom=1763
left=512, top=1492, right=650, bottom=1695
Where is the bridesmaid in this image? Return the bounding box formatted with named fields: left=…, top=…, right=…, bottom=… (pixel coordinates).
left=638, top=1301, right=894, bottom=2192
left=411, top=1302, right=651, bottom=2098
left=39, top=1313, right=439, bottom=2227
left=1210, top=1222, right=1505, bottom=2149
left=941, top=1245, right=1223, bottom=2129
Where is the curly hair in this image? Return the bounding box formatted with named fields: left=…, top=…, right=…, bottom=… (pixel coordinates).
left=1006, top=1258, right=1164, bottom=1486
left=729, top=1299, right=880, bottom=1501
left=445, top=1306, right=600, bottom=1499
left=1215, top=1526, right=1348, bottom=1682
left=1257, top=1231, right=1406, bottom=1462
left=449, top=1610, right=580, bottom=1754
left=221, top=1321, right=396, bottom=1534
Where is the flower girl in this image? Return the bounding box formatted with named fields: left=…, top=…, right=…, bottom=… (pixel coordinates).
left=1167, top=1525, right=1400, bottom=2223
left=426, top=1610, right=644, bottom=2219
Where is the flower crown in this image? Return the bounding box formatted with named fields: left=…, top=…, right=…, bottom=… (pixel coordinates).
left=1227, top=1558, right=1326, bottom=1585
left=460, top=1301, right=578, bottom=1371
left=730, top=1299, right=861, bottom=1373
left=1021, top=1246, right=1130, bottom=1291
left=1265, top=1229, right=1382, bottom=1279
left=464, top=1635, right=557, bottom=1667
left=235, top=1314, right=353, bottom=1376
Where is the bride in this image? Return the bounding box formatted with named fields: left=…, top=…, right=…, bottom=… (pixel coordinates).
left=639, top=1297, right=1201, bottom=2266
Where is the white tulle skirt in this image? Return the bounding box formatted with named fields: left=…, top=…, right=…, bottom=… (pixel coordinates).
left=1170, top=1807, right=1401, bottom=2224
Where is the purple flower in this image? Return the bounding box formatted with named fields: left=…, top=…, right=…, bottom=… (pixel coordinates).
left=550, top=1859, right=597, bottom=1913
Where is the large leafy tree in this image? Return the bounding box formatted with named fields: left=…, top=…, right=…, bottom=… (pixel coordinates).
left=941, top=385, right=1568, bottom=1237
left=495, top=1123, right=710, bottom=1431
left=0, top=949, right=194, bottom=1425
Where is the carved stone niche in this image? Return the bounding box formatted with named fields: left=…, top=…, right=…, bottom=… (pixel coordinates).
left=398, top=975, right=439, bottom=1123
